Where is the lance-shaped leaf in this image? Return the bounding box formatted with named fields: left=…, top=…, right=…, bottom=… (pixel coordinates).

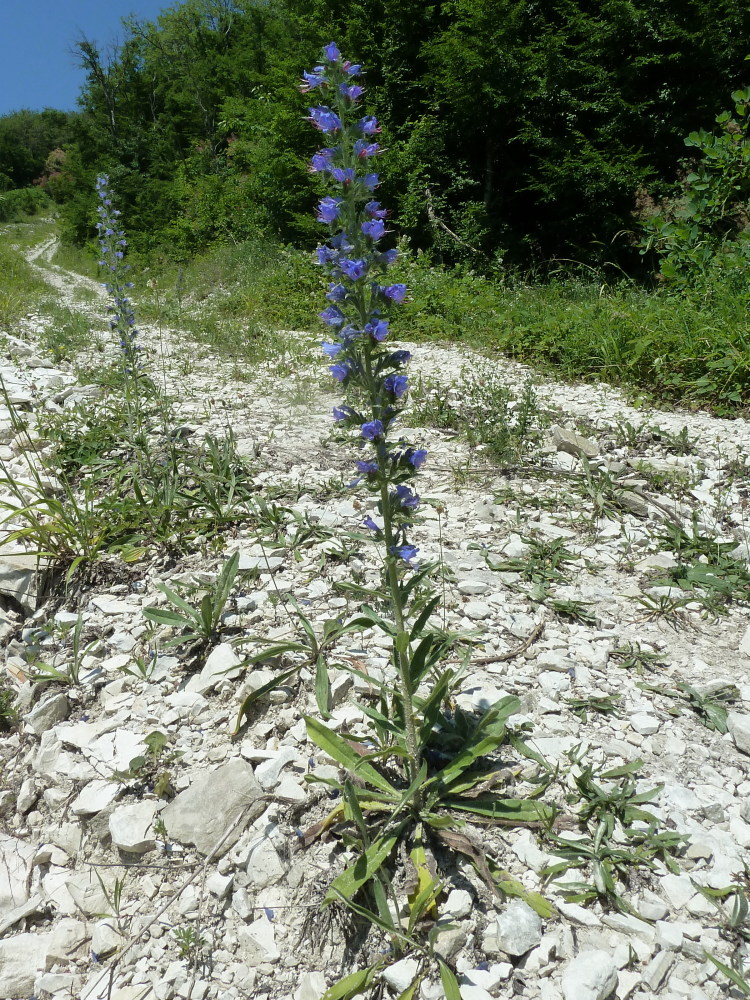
left=305, top=716, right=398, bottom=795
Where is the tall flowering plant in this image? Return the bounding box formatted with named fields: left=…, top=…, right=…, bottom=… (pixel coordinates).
left=95, top=174, right=144, bottom=436
left=299, top=46, right=552, bottom=994
left=304, top=42, right=427, bottom=782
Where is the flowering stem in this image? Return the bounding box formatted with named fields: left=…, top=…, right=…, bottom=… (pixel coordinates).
left=303, top=44, right=425, bottom=795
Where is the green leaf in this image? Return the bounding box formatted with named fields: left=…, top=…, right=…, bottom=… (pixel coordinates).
left=320, top=965, right=381, bottom=1000
left=199, top=593, right=214, bottom=635
left=305, top=716, right=397, bottom=795
left=315, top=655, right=332, bottom=718
left=213, top=550, right=240, bottom=623
left=141, top=607, right=191, bottom=628
left=410, top=596, right=440, bottom=641
left=153, top=584, right=200, bottom=622
left=705, top=954, right=750, bottom=996
left=231, top=665, right=300, bottom=737
left=396, top=976, right=421, bottom=1000
left=445, top=796, right=555, bottom=825
left=323, top=830, right=403, bottom=904
left=438, top=960, right=462, bottom=1000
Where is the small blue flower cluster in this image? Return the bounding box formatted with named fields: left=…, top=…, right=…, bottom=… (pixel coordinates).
left=95, top=174, right=141, bottom=373
left=303, top=43, right=425, bottom=566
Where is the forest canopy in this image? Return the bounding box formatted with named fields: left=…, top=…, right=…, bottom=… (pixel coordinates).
left=3, top=0, right=749, bottom=273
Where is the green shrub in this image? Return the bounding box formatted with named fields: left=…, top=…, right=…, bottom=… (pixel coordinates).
left=0, top=187, right=51, bottom=222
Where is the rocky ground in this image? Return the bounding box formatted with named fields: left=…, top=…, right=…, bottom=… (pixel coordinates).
left=1, top=237, right=750, bottom=1000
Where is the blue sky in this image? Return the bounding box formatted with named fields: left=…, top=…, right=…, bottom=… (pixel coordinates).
left=1, top=1, right=174, bottom=115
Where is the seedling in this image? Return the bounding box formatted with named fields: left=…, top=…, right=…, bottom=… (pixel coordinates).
left=172, top=925, right=207, bottom=967
left=637, top=679, right=737, bottom=733
left=565, top=694, right=621, bottom=722
left=610, top=641, right=666, bottom=674
left=544, top=757, right=684, bottom=912
left=143, top=551, right=240, bottom=649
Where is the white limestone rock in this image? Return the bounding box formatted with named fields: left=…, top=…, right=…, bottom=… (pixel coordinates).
left=561, top=950, right=618, bottom=1000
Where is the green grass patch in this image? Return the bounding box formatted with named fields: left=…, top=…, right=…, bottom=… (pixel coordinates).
left=392, top=257, right=750, bottom=415
left=0, top=240, right=54, bottom=331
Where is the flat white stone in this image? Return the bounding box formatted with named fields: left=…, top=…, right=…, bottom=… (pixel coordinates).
left=71, top=779, right=120, bottom=816
left=382, top=958, right=419, bottom=993
left=561, top=950, right=618, bottom=1000
left=495, top=900, right=542, bottom=956
left=630, top=713, right=660, bottom=735
left=254, top=747, right=299, bottom=790
left=464, top=601, right=492, bottom=621
left=109, top=800, right=158, bottom=853
left=0, top=932, right=54, bottom=998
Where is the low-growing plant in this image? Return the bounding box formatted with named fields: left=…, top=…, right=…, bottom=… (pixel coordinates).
left=637, top=679, right=738, bottom=734
left=0, top=681, right=19, bottom=731
left=485, top=535, right=574, bottom=587
left=143, top=551, right=241, bottom=651
left=544, top=756, right=685, bottom=913
left=27, top=614, right=99, bottom=686
left=172, top=925, right=207, bottom=968
left=411, top=368, right=545, bottom=464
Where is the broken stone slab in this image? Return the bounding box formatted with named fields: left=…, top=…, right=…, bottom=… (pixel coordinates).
left=494, top=900, right=542, bottom=957
left=185, top=642, right=243, bottom=696
left=561, top=950, right=618, bottom=1000
left=71, top=779, right=120, bottom=817
left=0, top=835, right=35, bottom=918
left=0, top=931, right=53, bottom=999
left=0, top=553, right=51, bottom=613
left=549, top=425, right=599, bottom=460
left=728, top=711, right=750, bottom=755
left=236, top=914, right=280, bottom=966
left=109, top=800, right=159, bottom=854
left=24, top=691, right=69, bottom=736
left=161, top=758, right=265, bottom=856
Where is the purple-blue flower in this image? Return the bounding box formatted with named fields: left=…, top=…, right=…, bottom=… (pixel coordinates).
left=363, top=516, right=382, bottom=533
left=359, top=116, right=381, bottom=135
left=389, top=350, right=411, bottom=366
left=322, top=341, right=343, bottom=357
left=301, top=70, right=327, bottom=92
left=326, top=283, right=347, bottom=302
left=339, top=83, right=364, bottom=100
left=317, top=196, right=343, bottom=223
left=311, top=149, right=335, bottom=173
left=361, top=420, right=384, bottom=440
left=362, top=219, right=386, bottom=241
left=364, top=319, right=389, bottom=342
left=316, top=245, right=338, bottom=265
left=365, top=201, right=387, bottom=219
left=394, top=485, right=420, bottom=509
left=339, top=258, right=368, bottom=281
left=324, top=42, right=341, bottom=61
left=320, top=305, right=346, bottom=326
left=308, top=107, right=343, bottom=133
left=330, top=166, right=356, bottom=183
left=377, top=248, right=399, bottom=266
left=384, top=374, right=408, bottom=398
left=363, top=173, right=379, bottom=191
left=356, top=460, right=379, bottom=476
left=329, top=363, right=350, bottom=382
left=391, top=544, right=419, bottom=564
left=407, top=448, right=428, bottom=469
left=333, top=405, right=354, bottom=421
left=354, top=140, right=380, bottom=158
left=383, top=283, right=407, bottom=303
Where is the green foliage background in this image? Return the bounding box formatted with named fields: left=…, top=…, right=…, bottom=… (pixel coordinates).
left=2, top=0, right=748, bottom=271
